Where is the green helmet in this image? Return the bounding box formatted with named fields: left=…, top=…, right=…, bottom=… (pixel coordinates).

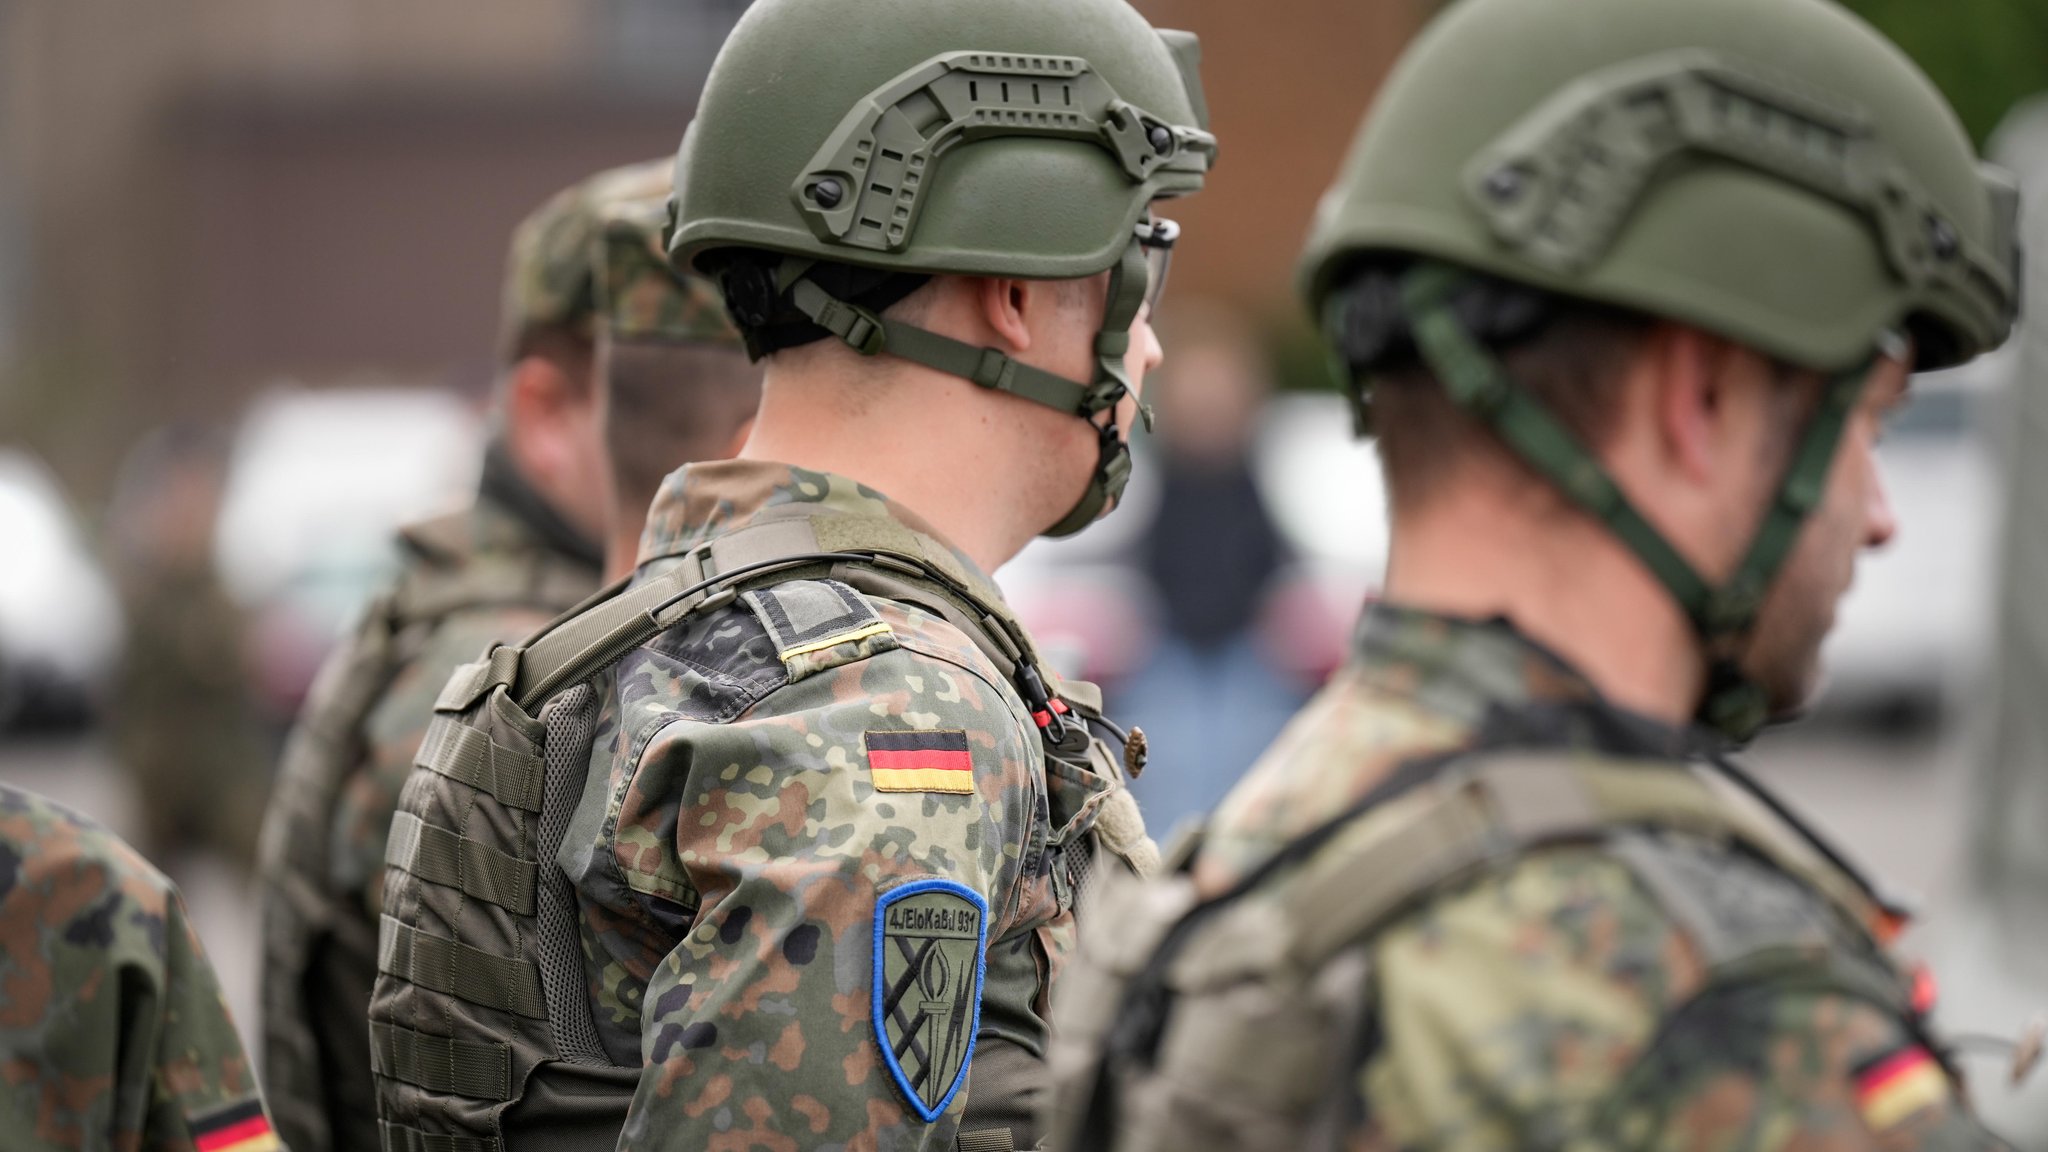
left=669, top=0, right=1217, bottom=537
left=1300, top=0, right=2021, bottom=740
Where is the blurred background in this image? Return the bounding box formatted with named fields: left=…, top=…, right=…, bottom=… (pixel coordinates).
left=8, top=0, right=2048, bottom=1137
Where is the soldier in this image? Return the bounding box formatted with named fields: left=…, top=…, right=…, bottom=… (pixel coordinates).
left=366, top=2, right=1212, bottom=1149
left=1050, top=0, right=2023, bottom=1148
left=590, top=192, right=763, bottom=581
left=0, top=784, right=280, bottom=1152
left=258, top=159, right=752, bottom=1152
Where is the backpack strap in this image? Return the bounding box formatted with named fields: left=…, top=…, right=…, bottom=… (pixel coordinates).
left=431, top=514, right=1058, bottom=724
left=1101, top=746, right=1908, bottom=1100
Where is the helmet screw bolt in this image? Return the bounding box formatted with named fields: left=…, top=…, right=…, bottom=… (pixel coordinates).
left=1148, top=125, right=1174, bottom=155
left=810, top=178, right=845, bottom=209
left=1927, top=214, right=1959, bottom=261
left=1483, top=166, right=1526, bottom=202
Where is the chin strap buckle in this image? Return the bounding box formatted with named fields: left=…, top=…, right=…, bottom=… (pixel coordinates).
left=813, top=296, right=887, bottom=356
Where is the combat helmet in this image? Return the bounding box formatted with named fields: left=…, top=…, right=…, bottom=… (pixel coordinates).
left=669, top=0, right=1217, bottom=537
left=1301, top=0, right=2021, bottom=739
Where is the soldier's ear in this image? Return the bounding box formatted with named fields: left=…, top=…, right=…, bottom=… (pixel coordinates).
left=1645, top=323, right=1736, bottom=489
left=971, top=275, right=1036, bottom=356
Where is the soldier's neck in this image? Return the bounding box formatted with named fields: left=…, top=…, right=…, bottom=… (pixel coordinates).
left=741, top=370, right=1051, bottom=575
left=1383, top=486, right=1706, bottom=728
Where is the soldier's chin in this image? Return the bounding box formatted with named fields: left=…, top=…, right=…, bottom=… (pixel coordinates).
left=1761, top=655, right=1828, bottom=726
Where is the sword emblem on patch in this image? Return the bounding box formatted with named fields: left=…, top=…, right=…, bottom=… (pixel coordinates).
left=873, top=879, right=987, bottom=1122
left=864, top=729, right=976, bottom=794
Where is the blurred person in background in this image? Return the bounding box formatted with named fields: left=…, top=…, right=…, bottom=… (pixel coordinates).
left=1051, top=0, right=2025, bottom=1146
left=0, top=782, right=281, bottom=1152
left=591, top=191, right=762, bottom=582
left=1121, top=300, right=1304, bottom=835
left=105, top=425, right=269, bottom=871
left=258, top=157, right=748, bottom=1152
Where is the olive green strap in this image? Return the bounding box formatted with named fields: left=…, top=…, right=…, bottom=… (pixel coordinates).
left=413, top=718, right=544, bottom=814
left=1399, top=261, right=1875, bottom=740
left=1268, top=754, right=1889, bottom=974
left=1711, top=366, right=1865, bottom=633
left=378, top=916, right=547, bottom=1020
left=1400, top=262, right=1716, bottom=622
left=370, top=1022, right=514, bottom=1101
left=379, top=1120, right=501, bottom=1152
left=786, top=277, right=1099, bottom=415
left=385, top=812, right=538, bottom=916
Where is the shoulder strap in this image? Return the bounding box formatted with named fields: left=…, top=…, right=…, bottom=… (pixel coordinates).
left=1104, top=746, right=1902, bottom=1076
left=433, top=515, right=1054, bottom=722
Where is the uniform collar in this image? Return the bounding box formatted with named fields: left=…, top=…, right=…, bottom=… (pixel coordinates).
left=637, top=458, right=999, bottom=594
left=1354, top=601, right=1701, bottom=758
left=474, top=438, right=603, bottom=570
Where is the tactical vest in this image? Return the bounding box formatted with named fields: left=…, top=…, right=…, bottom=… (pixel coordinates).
left=1046, top=745, right=1941, bottom=1152
left=366, top=506, right=1153, bottom=1152
left=260, top=510, right=596, bottom=1152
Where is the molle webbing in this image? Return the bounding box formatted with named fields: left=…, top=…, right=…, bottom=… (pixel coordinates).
left=379, top=1119, right=499, bottom=1152
left=372, top=1022, right=515, bottom=1101
left=385, top=812, right=537, bottom=916
left=379, top=916, right=548, bottom=1020
left=414, top=720, right=544, bottom=813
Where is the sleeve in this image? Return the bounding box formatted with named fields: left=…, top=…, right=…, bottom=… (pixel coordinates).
left=140, top=890, right=281, bottom=1152
left=614, top=643, right=1041, bottom=1152
left=1600, top=984, right=2004, bottom=1151
left=0, top=796, right=273, bottom=1152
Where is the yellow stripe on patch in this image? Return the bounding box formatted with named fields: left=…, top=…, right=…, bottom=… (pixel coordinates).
left=872, top=768, right=978, bottom=794
left=211, top=1134, right=283, bottom=1152
left=1859, top=1056, right=1948, bottom=1130
left=777, top=620, right=893, bottom=661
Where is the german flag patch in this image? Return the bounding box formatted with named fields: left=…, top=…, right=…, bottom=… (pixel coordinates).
left=190, top=1097, right=281, bottom=1152
left=865, top=730, right=976, bottom=794
left=1854, top=1046, right=1948, bottom=1131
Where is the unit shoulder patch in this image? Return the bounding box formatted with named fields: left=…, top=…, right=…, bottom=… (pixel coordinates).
left=864, top=729, right=976, bottom=794
left=739, top=578, right=896, bottom=680
left=873, top=878, right=988, bottom=1123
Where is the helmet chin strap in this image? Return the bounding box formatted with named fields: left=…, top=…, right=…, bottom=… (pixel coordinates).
left=1396, top=262, right=1874, bottom=743
left=778, top=243, right=1153, bottom=540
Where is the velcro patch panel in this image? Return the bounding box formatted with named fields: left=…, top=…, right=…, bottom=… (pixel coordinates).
left=740, top=578, right=894, bottom=675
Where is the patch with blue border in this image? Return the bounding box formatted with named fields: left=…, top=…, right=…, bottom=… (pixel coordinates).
left=873, top=878, right=988, bottom=1122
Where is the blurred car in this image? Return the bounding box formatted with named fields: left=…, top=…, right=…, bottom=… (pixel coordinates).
left=0, top=450, right=122, bottom=731
left=1816, top=351, right=2008, bottom=727
left=213, top=386, right=483, bottom=719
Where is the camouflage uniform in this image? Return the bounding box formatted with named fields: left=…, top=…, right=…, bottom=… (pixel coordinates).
left=0, top=784, right=279, bottom=1152
left=258, top=159, right=682, bottom=1152
left=1053, top=605, right=1996, bottom=1149
left=366, top=459, right=1150, bottom=1152
left=570, top=461, right=1121, bottom=1150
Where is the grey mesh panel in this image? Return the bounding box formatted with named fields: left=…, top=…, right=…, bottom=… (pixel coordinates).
left=536, top=683, right=609, bottom=1064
